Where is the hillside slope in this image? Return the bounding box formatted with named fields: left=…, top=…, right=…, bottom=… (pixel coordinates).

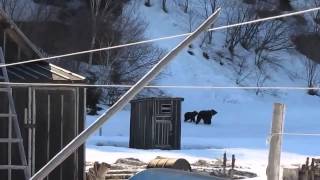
left=86, top=1, right=320, bottom=179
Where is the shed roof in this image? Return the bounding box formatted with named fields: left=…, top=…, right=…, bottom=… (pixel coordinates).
left=0, top=9, right=86, bottom=84
left=5, top=62, right=86, bottom=83
left=130, top=97, right=184, bottom=103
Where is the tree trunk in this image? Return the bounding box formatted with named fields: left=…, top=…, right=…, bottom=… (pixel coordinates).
left=162, top=0, right=167, bottom=13
left=208, top=30, right=213, bottom=44
left=88, top=19, right=97, bottom=67
left=184, top=0, right=188, bottom=13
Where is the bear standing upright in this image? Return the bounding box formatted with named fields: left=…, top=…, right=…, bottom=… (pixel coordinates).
left=196, top=109, right=218, bottom=125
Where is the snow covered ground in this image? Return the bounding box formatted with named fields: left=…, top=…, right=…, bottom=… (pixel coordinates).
left=86, top=1, right=320, bottom=179
left=86, top=102, right=319, bottom=179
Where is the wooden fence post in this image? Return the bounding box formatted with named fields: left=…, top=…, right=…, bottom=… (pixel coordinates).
left=267, top=103, right=286, bottom=180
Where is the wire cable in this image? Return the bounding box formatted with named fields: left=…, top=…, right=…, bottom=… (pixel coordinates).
left=208, top=6, right=320, bottom=31
left=0, top=6, right=320, bottom=68
left=279, top=132, right=320, bottom=136
left=0, top=82, right=320, bottom=90
left=266, top=132, right=320, bottom=145
left=271, top=132, right=320, bottom=137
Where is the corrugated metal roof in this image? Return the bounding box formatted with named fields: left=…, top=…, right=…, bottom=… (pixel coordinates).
left=5, top=62, right=86, bottom=83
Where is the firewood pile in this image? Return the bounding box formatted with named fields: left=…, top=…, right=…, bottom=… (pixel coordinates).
left=283, top=157, right=320, bottom=180
left=85, top=155, right=257, bottom=180
left=86, top=158, right=146, bottom=180
left=190, top=153, right=257, bottom=179
left=299, top=158, right=320, bottom=180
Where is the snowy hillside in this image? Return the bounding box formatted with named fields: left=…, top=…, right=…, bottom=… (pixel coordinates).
left=86, top=1, right=320, bottom=179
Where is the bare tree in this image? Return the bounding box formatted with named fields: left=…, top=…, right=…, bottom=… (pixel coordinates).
left=0, top=0, right=28, bottom=20
left=232, top=56, right=254, bottom=85
left=0, top=0, right=18, bottom=17
left=91, top=5, right=163, bottom=104
left=256, top=0, right=279, bottom=10
left=310, top=0, right=320, bottom=32
left=30, top=2, right=55, bottom=22
left=255, top=69, right=269, bottom=95
left=239, top=20, right=260, bottom=50
left=225, top=5, right=264, bottom=54
left=200, top=0, right=217, bottom=45
left=225, top=5, right=258, bottom=55
left=186, top=9, right=197, bottom=32
left=222, top=3, right=291, bottom=96
left=254, top=20, right=291, bottom=69
left=88, top=0, right=112, bottom=67
left=184, top=0, right=189, bottom=13
left=303, top=57, right=319, bottom=95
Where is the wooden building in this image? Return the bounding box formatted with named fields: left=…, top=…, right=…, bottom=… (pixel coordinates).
left=129, top=97, right=184, bottom=150
left=0, top=9, right=86, bottom=180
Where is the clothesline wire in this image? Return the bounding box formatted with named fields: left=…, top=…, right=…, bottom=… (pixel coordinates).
left=0, top=82, right=320, bottom=90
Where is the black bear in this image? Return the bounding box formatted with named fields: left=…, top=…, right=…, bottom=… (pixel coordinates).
left=196, top=109, right=218, bottom=125
left=184, top=111, right=198, bottom=122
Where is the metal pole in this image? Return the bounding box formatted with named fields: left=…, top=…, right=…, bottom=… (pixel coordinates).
left=30, top=9, right=221, bottom=180
left=267, top=103, right=286, bottom=180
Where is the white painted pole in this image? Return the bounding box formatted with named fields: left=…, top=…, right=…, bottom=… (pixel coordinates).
left=267, top=103, right=286, bottom=180
left=30, top=8, right=221, bottom=180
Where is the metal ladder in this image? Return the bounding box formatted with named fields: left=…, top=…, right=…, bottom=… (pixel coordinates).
left=0, top=48, right=30, bottom=180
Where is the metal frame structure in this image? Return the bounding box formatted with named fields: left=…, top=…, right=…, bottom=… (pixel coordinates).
left=0, top=49, right=30, bottom=180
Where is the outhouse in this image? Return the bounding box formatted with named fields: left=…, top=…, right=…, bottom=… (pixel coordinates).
left=129, top=97, right=184, bottom=150
left=0, top=9, right=86, bottom=180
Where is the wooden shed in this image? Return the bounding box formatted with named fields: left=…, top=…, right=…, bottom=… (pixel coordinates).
left=129, top=97, right=184, bottom=150
left=0, top=9, right=86, bottom=180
